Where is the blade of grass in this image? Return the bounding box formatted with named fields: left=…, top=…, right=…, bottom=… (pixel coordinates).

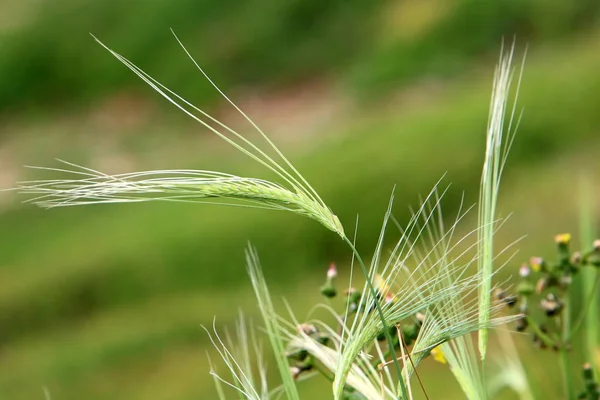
left=579, top=176, right=598, bottom=371
left=246, top=245, right=300, bottom=400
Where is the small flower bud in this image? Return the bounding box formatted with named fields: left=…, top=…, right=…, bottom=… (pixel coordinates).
left=540, top=293, right=563, bottom=317
left=384, top=292, right=395, bottom=304
left=374, top=274, right=392, bottom=299
left=555, top=233, right=572, bottom=246
left=505, top=295, right=518, bottom=307
left=582, top=362, right=594, bottom=380
left=320, top=285, right=336, bottom=298
left=290, top=363, right=312, bottom=380
left=536, top=277, right=548, bottom=294
left=298, top=323, right=318, bottom=336
left=515, top=315, right=528, bottom=332
left=517, top=281, right=535, bottom=297
left=571, top=251, right=582, bottom=265
left=520, top=263, right=531, bottom=278
left=327, top=263, right=337, bottom=279
left=345, top=288, right=361, bottom=313
left=320, top=263, right=338, bottom=298
left=529, top=257, right=546, bottom=272
left=594, top=239, right=600, bottom=252
left=494, top=288, right=517, bottom=307
left=290, top=366, right=302, bottom=380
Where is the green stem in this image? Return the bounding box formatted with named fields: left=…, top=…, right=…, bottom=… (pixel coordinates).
left=580, top=178, right=599, bottom=371
left=561, top=295, right=574, bottom=400
left=344, top=237, right=408, bottom=400
left=568, top=273, right=600, bottom=341
left=560, top=347, right=574, bottom=400
left=526, top=317, right=556, bottom=348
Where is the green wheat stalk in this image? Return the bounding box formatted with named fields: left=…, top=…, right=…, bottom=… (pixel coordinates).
left=580, top=177, right=599, bottom=371
left=478, top=43, right=524, bottom=362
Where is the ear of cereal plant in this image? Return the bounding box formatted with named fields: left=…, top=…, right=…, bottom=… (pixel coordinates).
left=332, top=186, right=518, bottom=400
left=17, top=33, right=344, bottom=238
left=478, top=43, right=523, bottom=361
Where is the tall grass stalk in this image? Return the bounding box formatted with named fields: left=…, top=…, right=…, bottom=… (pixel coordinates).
left=246, top=247, right=300, bottom=400
left=477, top=44, right=523, bottom=362
left=580, top=178, right=598, bottom=371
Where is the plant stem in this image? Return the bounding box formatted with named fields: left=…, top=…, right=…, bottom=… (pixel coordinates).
left=580, top=178, right=598, bottom=371
left=526, top=317, right=556, bottom=348
left=560, top=295, right=574, bottom=400
left=568, top=274, right=600, bottom=341
left=344, top=237, right=408, bottom=400
left=560, top=346, right=574, bottom=400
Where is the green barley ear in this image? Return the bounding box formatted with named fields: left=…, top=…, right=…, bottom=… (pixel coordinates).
left=17, top=34, right=344, bottom=238
left=386, top=187, right=518, bottom=400
left=402, top=189, right=519, bottom=400
left=333, top=185, right=517, bottom=400
left=478, top=43, right=524, bottom=361
left=19, top=166, right=343, bottom=236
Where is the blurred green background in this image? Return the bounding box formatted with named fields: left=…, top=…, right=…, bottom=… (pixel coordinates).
left=1, top=0, right=600, bottom=398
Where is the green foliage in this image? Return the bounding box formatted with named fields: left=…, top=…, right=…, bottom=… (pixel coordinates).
left=347, top=0, right=600, bottom=96
left=0, top=0, right=380, bottom=111
left=2, top=0, right=600, bottom=112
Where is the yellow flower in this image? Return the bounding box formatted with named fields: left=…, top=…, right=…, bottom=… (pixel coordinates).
left=430, top=345, right=447, bottom=364
left=554, top=233, right=571, bottom=246
left=529, top=256, right=544, bottom=272
left=374, top=274, right=396, bottom=303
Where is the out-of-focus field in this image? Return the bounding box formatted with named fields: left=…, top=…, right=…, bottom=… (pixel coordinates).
left=1, top=1, right=600, bottom=398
